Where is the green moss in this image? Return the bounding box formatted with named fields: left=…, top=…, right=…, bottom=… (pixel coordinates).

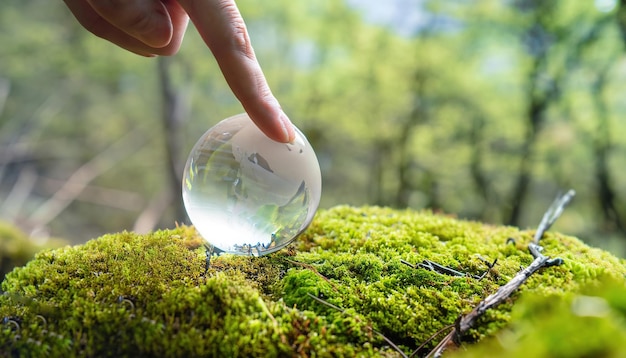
left=0, top=221, right=65, bottom=283
left=455, top=278, right=626, bottom=358
left=1, top=206, right=625, bottom=357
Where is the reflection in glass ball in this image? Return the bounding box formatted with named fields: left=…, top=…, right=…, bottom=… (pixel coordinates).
left=182, top=113, right=322, bottom=256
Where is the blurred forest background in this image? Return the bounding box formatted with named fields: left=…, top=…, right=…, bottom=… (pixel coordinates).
left=1, top=0, right=626, bottom=255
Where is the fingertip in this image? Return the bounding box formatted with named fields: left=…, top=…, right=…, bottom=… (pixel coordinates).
left=279, top=112, right=296, bottom=143
left=247, top=109, right=295, bottom=143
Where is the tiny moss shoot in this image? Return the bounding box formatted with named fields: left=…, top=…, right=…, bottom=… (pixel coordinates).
left=1, top=206, right=625, bottom=357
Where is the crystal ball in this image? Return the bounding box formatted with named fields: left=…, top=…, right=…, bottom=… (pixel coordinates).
left=182, top=113, right=322, bottom=256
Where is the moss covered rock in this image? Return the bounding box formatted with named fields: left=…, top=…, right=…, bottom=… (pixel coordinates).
left=453, top=277, right=626, bottom=358
left=1, top=206, right=625, bottom=357
left=0, top=221, right=65, bottom=283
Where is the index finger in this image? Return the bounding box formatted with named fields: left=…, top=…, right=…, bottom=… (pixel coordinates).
left=177, top=0, right=295, bottom=143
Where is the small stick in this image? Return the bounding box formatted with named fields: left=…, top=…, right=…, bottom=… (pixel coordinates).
left=401, top=258, right=497, bottom=280
left=533, top=189, right=576, bottom=244
left=2, top=317, right=20, bottom=332
left=285, top=259, right=338, bottom=291
left=408, top=323, right=455, bottom=358
left=427, top=190, right=575, bottom=358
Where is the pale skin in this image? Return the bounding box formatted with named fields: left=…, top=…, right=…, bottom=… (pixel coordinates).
left=63, top=0, right=295, bottom=143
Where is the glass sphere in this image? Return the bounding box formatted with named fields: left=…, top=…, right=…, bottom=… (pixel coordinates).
left=182, top=113, right=322, bottom=256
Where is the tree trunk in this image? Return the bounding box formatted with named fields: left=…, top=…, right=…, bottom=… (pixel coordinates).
left=590, top=66, right=625, bottom=234
left=394, top=71, right=428, bottom=208
left=156, top=56, right=189, bottom=224
left=469, top=115, right=495, bottom=221
left=506, top=58, right=549, bottom=226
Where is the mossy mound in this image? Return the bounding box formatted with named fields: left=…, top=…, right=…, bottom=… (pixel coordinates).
left=1, top=206, right=625, bottom=357
left=453, top=277, right=626, bottom=357
left=0, top=221, right=65, bottom=283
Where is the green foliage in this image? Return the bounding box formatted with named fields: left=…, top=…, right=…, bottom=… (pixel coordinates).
left=1, top=206, right=625, bottom=356
left=1, top=0, right=626, bottom=251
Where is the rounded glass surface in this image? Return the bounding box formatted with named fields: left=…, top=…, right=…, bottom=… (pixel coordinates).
left=182, top=113, right=322, bottom=256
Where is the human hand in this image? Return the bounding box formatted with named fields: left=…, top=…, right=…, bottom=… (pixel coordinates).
left=63, top=0, right=295, bottom=143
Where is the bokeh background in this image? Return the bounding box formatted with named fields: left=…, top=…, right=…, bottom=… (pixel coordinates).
left=1, top=0, right=625, bottom=255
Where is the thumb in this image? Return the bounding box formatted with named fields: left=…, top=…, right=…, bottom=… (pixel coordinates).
left=86, top=0, right=174, bottom=48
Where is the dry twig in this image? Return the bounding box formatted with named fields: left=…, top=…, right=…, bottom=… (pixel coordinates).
left=285, top=258, right=339, bottom=291
left=427, top=190, right=575, bottom=358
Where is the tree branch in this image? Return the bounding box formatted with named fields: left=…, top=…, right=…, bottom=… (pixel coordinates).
left=427, top=190, right=575, bottom=358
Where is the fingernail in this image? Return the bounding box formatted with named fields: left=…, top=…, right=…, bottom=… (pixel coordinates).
left=280, top=112, right=295, bottom=143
